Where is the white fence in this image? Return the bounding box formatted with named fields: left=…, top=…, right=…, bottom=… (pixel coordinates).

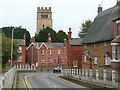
left=62, top=69, right=119, bottom=88
left=16, top=64, right=36, bottom=71
left=0, top=66, right=16, bottom=89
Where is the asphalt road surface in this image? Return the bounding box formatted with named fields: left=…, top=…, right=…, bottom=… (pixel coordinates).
left=27, top=73, right=86, bottom=90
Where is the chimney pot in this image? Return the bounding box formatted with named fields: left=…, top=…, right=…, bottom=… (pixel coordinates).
left=68, top=27, right=72, bottom=40
left=64, top=38, right=67, bottom=44
left=98, top=4, right=102, bottom=14
left=31, top=37, right=35, bottom=43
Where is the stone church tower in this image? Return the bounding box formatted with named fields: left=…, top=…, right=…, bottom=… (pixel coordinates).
left=36, top=7, right=52, bottom=34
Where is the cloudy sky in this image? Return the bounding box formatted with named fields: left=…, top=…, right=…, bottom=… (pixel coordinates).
left=0, top=0, right=116, bottom=38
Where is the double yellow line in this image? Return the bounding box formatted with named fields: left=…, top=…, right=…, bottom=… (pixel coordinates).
left=24, top=75, right=32, bottom=89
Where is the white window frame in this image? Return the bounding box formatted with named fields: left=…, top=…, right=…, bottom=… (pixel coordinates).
left=41, top=50, right=44, bottom=55
left=54, top=57, right=58, bottom=63
left=118, top=45, right=120, bottom=60
left=61, top=57, right=64, bottom=63
left=94, top=56, right=98, bottom=64
left=73, top=61, right=77, bottom=67
left=17, top=55, right=22, bottom=62
left=104, top=41, right=106, bottom=46
left=40, top=59, right=45, bottom=64
left=48, top=59, right=52, bottom=64
left=105, top=54, right=111, bottom=65
left=49, top=50, right=52, bottom=55
left=112, top=45, right=116, bottom=60
left=58, top=49, right=60, bottom=54
left=84, top=55, right=87, bottom=63
left=18, top=46, right=22, bottom=53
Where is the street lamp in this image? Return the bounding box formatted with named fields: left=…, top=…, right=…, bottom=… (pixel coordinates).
left=11, top=26, right=21, bottom=67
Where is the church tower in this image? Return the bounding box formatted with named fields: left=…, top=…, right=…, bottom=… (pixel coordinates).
left=36, top=7, right=52, bottom=34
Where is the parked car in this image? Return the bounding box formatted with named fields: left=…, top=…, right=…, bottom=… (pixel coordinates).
left=53, top=68, right=61, bottom=73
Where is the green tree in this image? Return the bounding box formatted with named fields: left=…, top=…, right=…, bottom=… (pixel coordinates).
left=57, top=30, right=68, bottom=43
left=2, top=26, right=31, bottom=46
left=35, top=27, right=68, bottom=43
left=2, top=33, right=19, bottom=66
left=78, top=20, right=92, bottom=38
left=35, top=27, right=58, bottom=42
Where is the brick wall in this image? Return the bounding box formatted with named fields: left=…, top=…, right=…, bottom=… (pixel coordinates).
left=67, top=44, right=82, bottom=69
left=82, top=41, right=112, bottom=70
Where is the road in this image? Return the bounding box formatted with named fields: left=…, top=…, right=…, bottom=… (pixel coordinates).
left=27, top=73, right=86, bottom=89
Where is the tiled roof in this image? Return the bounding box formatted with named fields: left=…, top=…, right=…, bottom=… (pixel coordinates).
left=82, top=4, right=120, bottom=44
left=16, top=39, right=25, bottom=45
left=34, top=42, right=66, bottom=49
left=69, top=38, right=82, bottom=45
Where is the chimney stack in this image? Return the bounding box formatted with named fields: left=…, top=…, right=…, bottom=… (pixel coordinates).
left=47, top=37, right=52, bottom=43
left=117, top=0, right=120, bottom=4
left=98, top=4, right=102, bottom=14
left=24, top=33, right=26, bottom=40
left=68, top=27, right=72, bottom=40
left=64, top=38, right=67, bottom=45
left=31, top=37, right=35, bottom=43
left=47, top=33, right=52, bottom=43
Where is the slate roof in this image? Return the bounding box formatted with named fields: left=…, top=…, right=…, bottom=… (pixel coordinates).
left=34, top=42, right=66, bottom=49
left=82, top=4, right=120, bottom=44
left=69, top=38, right=82, bottom=45
left=16, top=39, right=26, bottom=45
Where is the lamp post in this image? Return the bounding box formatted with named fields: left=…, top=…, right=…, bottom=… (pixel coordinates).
left=11, top=26, right=21, bottom=68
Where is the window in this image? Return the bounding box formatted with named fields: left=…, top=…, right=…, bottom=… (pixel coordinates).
left=61, top=57, right=64, bottom=63
left=41, top=15, right=48, bottom=18
left=73, top=61, right=77, bottom=67
left=48, top=59, right=52, bottom=64
left=41, top=50, right=44, bottom=55
left=84, top=44, right=87, bottom=49
left=40, top=59, right=45, bottom=64
left=54, top=57, right=58, bottom=63
left=49, top=50, right=52, bottom=55
left=118, top=22, right=120, bottom=35
left=104, top=41, right=106, bottom=46
left=112, top=45, right=116, bottom=60
left=94, top=43, right=95, bottom=48
left=84, top=55, right=87, bottom=62
left=118, top=46, right=120, bottom=60
left=94, top=57, right=98, bottom=64
left=17, top=55, right=22, bottom=62
left=58, top=49, right=60, bottom=54
left=18, top=47, right=22, bottom=53
left=105, top=54, right=111, bottom=65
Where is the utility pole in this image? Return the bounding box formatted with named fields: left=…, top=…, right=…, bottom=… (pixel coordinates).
left=0, top=31, right=2, bottom=73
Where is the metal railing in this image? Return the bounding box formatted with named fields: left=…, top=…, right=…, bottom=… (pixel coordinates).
left=62, top=68, right=120, bottom=88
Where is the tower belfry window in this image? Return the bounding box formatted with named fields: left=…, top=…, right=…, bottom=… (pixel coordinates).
left=41, top=15, right=48, bottom=18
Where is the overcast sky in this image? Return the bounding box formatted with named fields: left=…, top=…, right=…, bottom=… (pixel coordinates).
left=0, top=0, right=116, bottom=38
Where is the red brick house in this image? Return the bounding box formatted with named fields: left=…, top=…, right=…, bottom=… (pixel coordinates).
left=12, top=38, right=26, bottom=65
left=67, top=28, right=82, bottom=69
left=27, top=37, right=67, bottom=71
left=111, top=5, right=120, bottom=69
